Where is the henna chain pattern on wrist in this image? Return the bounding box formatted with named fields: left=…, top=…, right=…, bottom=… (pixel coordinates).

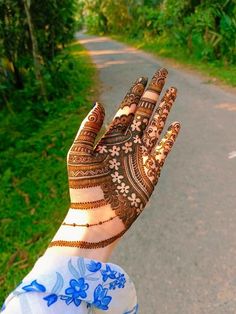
left=49, top=230, right=126, bottom=249
left=62, top=216, right=117, bottom=227
left=50, top=69, right=181, bottom=249
left=70, top=199, right=108, bottom=209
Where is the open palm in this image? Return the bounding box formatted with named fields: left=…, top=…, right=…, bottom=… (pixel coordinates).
left=67, top=68, right=180, bottom=246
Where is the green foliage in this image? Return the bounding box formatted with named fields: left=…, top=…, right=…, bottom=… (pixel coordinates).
left=0, top=42, right=95, bottom=304
left=0, top=0, right=78, bottom=106
left=31, top=0, right=77, bottom=59
left=0, top=0, right=97, bottom=305
left=80, top=0, right=236, bottom=70
left=83, top=0, right=139, bottom=34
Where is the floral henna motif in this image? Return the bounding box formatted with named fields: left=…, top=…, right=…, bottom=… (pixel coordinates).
left=144, top=122, right=181, bottom=184
left=50, top=69, right=181, bottom=249
left=143, top=87, right=177, bottom=152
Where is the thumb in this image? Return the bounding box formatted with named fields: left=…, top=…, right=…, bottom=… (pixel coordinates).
left=69, top=102, right=105, bottom=157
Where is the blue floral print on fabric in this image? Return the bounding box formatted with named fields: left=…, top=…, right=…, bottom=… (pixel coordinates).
left=101, top=265, right=117, bottom=282
left=60, top=278, right=89, bottom=307
left=92, top=284, right=112, bottom=310
left=109, top=273, right=126, bottom=290
left=86, top=260, right=102, bottom=272
left=40, top=258, right=127, bottom=310
left=22, top=280, right=46, bottom=293
left=43, top=294, right=58, bottom=307
left=2, top=258, right=130, bottom=312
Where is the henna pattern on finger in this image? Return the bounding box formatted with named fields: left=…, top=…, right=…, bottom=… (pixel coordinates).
left=104, top=113, right=134, bottom=136
left=147, top=68, right=168, bottom=94
left=50, top=70, right=181, bottom=250
left=155, top=122, right=181, bottom=159
left=102, top=77, right=147, bottom=138
left=129, top=68, right=168, bottom=137
left=143, top=87, right=177, bottom=152
left=135, top=68, right=168, bottom=116
left=69, top=104, right=105, bottom=156
left=120, top=77, right=147, bottom=109
left=144, top=122, right=181, bottom=185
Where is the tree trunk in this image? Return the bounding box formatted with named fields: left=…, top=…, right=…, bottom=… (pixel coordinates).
left=12, top=63, right=24, bottom=89
left=23, top=0, right=46, bottom=99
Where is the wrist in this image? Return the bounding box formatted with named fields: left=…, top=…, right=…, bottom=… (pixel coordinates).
left=45, top=239, right=119, bottom=262
left=46, top=205, right=124, bottom=262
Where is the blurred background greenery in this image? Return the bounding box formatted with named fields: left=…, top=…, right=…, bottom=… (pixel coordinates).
left=0, top=0, right=95, bottom=303
left=0, top=0, right=235, bottom=305
left=79, top=0, right=236, bottom=85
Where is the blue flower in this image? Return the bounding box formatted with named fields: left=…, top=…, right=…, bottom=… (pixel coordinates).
left=61, top=278, right=89, bottom=307
left=109, top=281, right=117, bottom=290
left=43, top=294, right=58, bottom=307
left=109, top=274, right=126, bottom=290
left=93, top=284, right=112, bottom=310
left=86, top=261, right=102, bottom=273
left=116, top=274, right=126, bottom=288
left=22, top=280, right=46, bottom=293
left=101, top=265, right=117, bottom=282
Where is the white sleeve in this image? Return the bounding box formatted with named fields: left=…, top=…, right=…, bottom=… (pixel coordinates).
left=1, top=255, right=138, bottom=314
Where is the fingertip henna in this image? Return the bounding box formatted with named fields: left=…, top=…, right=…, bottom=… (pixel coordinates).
left=120, top=76, right=147, bottom=109
left=147, top=67, right=168, bottom=94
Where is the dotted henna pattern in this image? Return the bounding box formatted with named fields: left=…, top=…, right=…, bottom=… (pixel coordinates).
left=50, top=68, right=181, bottom=249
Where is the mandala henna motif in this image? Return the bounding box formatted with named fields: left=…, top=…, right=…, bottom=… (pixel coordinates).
left=49, top=69, right=181, bottom=249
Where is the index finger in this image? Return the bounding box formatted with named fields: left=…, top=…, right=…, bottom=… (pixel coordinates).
left=130, top=68, right=168, bottom=135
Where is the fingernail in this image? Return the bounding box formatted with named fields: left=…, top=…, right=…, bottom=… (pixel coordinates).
left=135, top=77, right=148, bottom=85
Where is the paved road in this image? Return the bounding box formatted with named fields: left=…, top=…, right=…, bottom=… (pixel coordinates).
left=77, top=32, right=236, bottom=314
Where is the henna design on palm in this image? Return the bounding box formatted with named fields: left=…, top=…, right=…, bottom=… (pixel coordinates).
left=50, top=69, right=181, bottom=249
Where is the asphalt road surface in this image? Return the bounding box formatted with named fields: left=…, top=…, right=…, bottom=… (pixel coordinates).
left=77, top=32, right=236, bottom=314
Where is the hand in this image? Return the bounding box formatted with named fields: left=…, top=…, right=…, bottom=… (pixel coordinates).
left=49, top=68, right=180, bottom=250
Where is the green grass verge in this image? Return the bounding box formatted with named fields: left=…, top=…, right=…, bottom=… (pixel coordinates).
left=0, top=41, right=95, bottom=304
left=112, top=35, right=236, bottom=87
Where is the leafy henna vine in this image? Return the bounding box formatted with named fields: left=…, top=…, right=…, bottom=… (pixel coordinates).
left=49, top=68, right=181, bottom=249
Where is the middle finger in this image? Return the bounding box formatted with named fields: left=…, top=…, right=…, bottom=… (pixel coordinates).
left=129, top=68, right=168, bottom=136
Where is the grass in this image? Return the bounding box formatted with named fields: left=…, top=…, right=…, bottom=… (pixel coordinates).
left=0, top=41, right=95, bottom=304
left=112, top=35, right=236, bottom=87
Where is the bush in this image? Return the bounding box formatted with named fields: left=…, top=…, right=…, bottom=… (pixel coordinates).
left=0, top=42, right=95, bottom=304
left=79, top=0, right=236, bottom=66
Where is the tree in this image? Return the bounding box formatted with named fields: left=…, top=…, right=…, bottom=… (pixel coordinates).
left=23, top=0, right=45, bottom=98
